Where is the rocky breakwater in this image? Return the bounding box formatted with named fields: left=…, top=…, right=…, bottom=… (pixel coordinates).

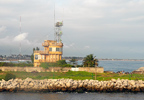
left=0, top=78, right=144, bottom=92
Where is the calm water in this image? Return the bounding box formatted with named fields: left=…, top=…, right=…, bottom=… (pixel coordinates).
left=77, top=60, right=144, bottom=72
left=99, top=60, right=144, bottom=72
left=0, top=92, right=144, bottom=100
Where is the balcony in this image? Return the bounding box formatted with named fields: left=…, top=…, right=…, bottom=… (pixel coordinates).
left=49, top=43, right=63, bottom=46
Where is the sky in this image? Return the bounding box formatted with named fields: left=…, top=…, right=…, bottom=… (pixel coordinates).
left=0, top=0, right=144, bottom=59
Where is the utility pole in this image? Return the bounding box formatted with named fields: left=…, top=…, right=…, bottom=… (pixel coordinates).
left=95, top=62, right=97, bottom=80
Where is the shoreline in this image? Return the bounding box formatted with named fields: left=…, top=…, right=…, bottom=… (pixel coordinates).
left=0, top=78, right=144, bottom=93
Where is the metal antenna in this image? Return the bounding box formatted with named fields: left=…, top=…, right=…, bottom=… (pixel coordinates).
left=63, top=8, right=64, bottom=21
left=54, top=2, right=63, bottom=43
left=54, top=2, right=56, bottom=41
left=19, top=16, right=21, bottom=55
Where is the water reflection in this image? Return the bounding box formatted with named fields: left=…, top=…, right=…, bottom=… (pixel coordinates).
left=0, top=92, right=144, bottom=100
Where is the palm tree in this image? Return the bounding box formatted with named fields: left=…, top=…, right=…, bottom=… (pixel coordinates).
left=83, top=54, right=98, bottom=67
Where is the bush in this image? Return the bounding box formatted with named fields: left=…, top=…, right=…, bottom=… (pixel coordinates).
left=4, top=73, right=16, bottom=81
left=40, top=60, right=73, bottom=68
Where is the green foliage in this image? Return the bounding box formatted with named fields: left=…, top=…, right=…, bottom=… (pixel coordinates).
left=0, top=62, right=33, bottom=67
left=83, top=54, right=98, bottom=67
left=36, top=47, right=40, bottom=51
left=31, top=47, right=40, bottom=63
left=40, top=60, right=73, bottom=68
left=56, top=60, right=67, bottom=66
left=16, top=62, right=33, bottom=67
left=31, top=53, right=34, bottom=63
left=0, top=62, right=4, bottom=66
left=77, top=65, right=83, bottom=67
left=69, top=58, right=77, bottom=66
left=1, top=71, right=144, bottom=81
left=4, top=73, right=16, bottom=81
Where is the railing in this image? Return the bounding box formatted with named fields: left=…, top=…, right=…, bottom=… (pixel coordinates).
left=42, top=42, right=63, bottom=46
left=49, top=43, right=63, bottom=46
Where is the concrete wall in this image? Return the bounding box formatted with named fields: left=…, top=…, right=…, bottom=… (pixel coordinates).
left=78, top=67, right=104, bottom=73
left=0, top=67, right=46, bottom=72
left=0, top=67, right=104, bottom=73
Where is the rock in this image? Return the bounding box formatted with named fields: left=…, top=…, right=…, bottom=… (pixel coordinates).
left=111, top=79, right=116, bottom=82
left=66, top=82, right=71, bottom=88
left=128, top=80, right=135, bottom=86
left=139, top=84, right=144, bottom=87
left=29, top=82, right=34, bottom=87
left=0, top=78, right=144, bottom=92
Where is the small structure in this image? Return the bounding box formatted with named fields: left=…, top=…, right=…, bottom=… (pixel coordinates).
left=34, top=21, right=63, bottom=67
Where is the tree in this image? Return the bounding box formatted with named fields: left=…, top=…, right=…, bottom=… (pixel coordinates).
left=31, top=47, right=36, bottom=63
left=31, top=54, right=34, bottom=63
left=70, top=58, right=77, bottom=67
left=36, top=47, right=40, bottom=51
left=83, top=54, right=98, bottom=67
left=56, top=60, right=67, bottom=66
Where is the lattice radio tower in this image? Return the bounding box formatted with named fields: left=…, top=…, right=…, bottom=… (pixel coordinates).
left=54, top=3, right=63, bottom=43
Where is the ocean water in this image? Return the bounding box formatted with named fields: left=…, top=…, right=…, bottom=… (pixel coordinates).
left=77, top=60, right=144, bottom=72
left=99, top=60, right=144, bottom=72
left=0, top=92, right=144, bottom=100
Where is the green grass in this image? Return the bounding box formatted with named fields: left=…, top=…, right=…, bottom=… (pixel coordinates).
left=0, top=71, right=144, bottom=81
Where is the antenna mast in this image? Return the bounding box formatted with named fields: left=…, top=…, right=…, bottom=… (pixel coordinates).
left=19, top=16, right=21, bottom=55
left=54, top=3, right=63, bottom=43
left=54, top=3, right=56, bottom=41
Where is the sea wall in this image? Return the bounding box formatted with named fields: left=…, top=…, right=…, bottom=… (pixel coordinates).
left=0, top=78, right=144, bottom=92
left=0, top=67, right=104, bottom=73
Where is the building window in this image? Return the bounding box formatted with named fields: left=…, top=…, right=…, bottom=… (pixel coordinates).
left=49, top=48, right=52, bottom=51
left=56, top=48, right=60, bottom=51
left=35, top=55, right=38, bottom=60
left=56, top=48, right=63, bottom=52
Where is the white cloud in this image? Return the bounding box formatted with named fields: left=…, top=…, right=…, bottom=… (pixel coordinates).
left=0, top=26, right=6, bottom=33
left=13, top=33, right=28, bottom=41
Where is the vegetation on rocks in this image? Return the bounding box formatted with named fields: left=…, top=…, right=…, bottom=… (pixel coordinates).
left=0, top=71, right=144, bottom=81
left=4, top=73, right=16, bottom=81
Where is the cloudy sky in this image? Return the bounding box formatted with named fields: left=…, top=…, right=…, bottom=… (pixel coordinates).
left=0, top=0, right=144, bottom=59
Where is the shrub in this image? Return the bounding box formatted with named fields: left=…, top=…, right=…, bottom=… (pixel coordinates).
left=4, top=73, right=16, bottom=81
left=0, top=69, right=2, bottom=72
left=0, top=62, right=4, bottom=67
left=40, top=60, right=73, bottom=69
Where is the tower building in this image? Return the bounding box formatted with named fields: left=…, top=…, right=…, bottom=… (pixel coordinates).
left=34, top=21, right=63, bottom=67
